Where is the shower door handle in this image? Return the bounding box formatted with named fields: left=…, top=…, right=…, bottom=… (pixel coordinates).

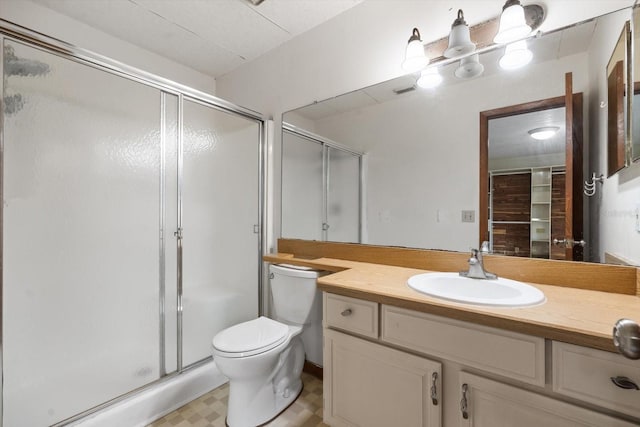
left=174, top=228, right=183, bottom=239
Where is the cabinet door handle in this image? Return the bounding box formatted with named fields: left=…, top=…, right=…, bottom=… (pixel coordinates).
left=430, top=372, right=438, bottom=405
left=341, top=308, right=352, bottom=316
left=611, top=376, right=640, bottom=390
left=460, top=383, right=469, bottom=419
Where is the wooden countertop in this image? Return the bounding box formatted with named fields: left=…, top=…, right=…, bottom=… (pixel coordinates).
left=264, top=253, right=640, bottom=352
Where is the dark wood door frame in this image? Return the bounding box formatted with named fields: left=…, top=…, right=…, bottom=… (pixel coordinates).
left=479, top=91, right=583, bottom=256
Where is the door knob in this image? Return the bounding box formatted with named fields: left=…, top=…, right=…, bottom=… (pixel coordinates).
left=613, top=318, right=640, bottom=360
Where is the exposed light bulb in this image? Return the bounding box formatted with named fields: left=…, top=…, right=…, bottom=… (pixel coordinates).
left=454, top=54, right=484, bottom=79
left=494, top=0, right=532, bottom=44
left=417, top=67, right=443, bottom=89
left=402, top=28, right=428, bottom=72
left=499, top=40, right=533, bottom=70
left=444, top=9, right=476, bottom=58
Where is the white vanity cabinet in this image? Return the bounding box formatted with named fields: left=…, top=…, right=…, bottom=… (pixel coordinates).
left=552, top=342, right=640, bottom=419
left=323, top=292, right=640, bottom=427
left=459, top=372, right=636, bottom=427
left=324, top=329, right=442, bottom=427
left=323, top=294, right=442, bottom=426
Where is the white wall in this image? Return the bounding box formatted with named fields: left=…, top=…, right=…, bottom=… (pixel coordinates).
left=0, top=0, right=216, bottom=93
left=587, top=8, right=640, bottom=264
left=305, top=53, right=587, bottom=252
left=216, top=0, right=634, bottom=251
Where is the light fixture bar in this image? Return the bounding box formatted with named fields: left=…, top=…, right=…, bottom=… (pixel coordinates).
left=422, top=4, right=544, bottom=64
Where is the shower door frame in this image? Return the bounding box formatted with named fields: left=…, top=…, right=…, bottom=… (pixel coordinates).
left=281, top=122, right=364, bottom=243
left=0, top=18, right=268, bottom=426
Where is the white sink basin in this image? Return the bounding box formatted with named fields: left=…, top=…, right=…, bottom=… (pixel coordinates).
left=407, top=272, right=545, bottom=308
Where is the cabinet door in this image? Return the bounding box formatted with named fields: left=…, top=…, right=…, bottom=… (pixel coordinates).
left=324, top=329, right=441, bottom=427
left=459, top=372, right=637, bottom=427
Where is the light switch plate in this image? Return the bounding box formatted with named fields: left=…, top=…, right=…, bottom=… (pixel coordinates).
left=462, top=210, right=475, bottom=223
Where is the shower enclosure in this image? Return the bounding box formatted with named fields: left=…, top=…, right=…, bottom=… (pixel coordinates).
left=1, top=22, right=265, bottom=427
left=281, top=124, right=362, bottom=243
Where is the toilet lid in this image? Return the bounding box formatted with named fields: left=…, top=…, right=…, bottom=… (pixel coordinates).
left=212, top=316, right=289, bottom=358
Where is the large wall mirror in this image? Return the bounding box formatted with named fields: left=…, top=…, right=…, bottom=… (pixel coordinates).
left=607, top=21, right=631, bottom=176
left=282, top=6, right=639, bottom=266
left=632, top=7, right=640, bottom=162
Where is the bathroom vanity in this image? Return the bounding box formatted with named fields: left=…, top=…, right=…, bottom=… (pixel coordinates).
left=265, top=239, right=640, bottom=427
left=323, top=294, right=639, bottom=426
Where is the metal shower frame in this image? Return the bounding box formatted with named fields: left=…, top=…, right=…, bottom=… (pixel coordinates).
left=0, top=17, right=268, bottom=426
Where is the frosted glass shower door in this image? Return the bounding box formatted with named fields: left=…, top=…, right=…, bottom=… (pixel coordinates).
left=327, top=147, right=361, bottom=242
left=281, top=131, right=323, bottom=240
left=181, top=99, right=261, bottom=366
left=3, top=41, right=163, bottom=425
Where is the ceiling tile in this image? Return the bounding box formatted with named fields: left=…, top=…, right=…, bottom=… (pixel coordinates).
left=134, top=0, right=290, bottom=60
left=246, top=0, right=364, bottom=36
left=27, top=0, right=364, bottom=78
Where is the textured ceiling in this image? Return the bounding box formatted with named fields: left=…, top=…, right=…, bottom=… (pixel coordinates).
left=28, top=0, right=364, bottom=78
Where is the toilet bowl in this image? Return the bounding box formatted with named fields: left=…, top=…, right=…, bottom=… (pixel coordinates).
left=212, top=264, right=323, bottom=427
left=213, top=316, right=305, bottom=427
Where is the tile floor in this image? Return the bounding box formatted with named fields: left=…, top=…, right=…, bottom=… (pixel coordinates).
left=147, top=372, right=328, bottom=427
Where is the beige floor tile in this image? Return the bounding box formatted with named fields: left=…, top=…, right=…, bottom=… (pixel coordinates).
left=148, top=373, right=327, bottom=427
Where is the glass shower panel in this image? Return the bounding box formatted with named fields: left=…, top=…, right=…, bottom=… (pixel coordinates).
left=3, top=41, right=162, bottom=425
left=327, top=148, right=361, bottom=242
left=281, top=131, right=323, bottom=240
left=181, top=99, right=260, bottom=367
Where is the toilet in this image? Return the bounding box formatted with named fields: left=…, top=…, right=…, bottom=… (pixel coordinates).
left=212, top=264, right=324, bottom=427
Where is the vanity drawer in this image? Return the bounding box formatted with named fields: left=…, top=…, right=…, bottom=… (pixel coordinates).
left=381, top=305, right=545, bottom=386
left=324, top=293, right=379, bottom=338
left=552, top=341, right=640, bottom=418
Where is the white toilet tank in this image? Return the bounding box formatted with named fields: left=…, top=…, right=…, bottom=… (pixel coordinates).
left=269, top=264, right=326, bottom=366
left=270, top=264, right=322, bottom=324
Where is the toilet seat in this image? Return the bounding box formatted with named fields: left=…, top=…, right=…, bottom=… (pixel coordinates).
left=213, top=316, right=289, bottom=358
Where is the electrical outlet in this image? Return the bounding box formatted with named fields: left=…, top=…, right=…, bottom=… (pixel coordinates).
left=461, top=210, right=475, bottom=223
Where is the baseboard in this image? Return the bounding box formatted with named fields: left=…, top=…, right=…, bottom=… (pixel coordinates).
left=303, top=360, right=323, bottom=380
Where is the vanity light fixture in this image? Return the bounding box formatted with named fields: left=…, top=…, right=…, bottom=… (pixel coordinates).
left=402, top=28, right=429, bottom=72
left=417, top=67, right=443, bottom=89
left=499, top=40, right=533, bottom=70
left=494, top=0, right=532, bottom=44
left=444, top=9, right=476, bottom=58
left=454, top=54, right=484, bottom=79
left=528, top=126, right=560, bottom=140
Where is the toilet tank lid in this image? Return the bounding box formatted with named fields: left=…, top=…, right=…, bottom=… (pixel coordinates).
left=212, top=316, right=288, bottom=354
left=271, top=263, right=324, bottom=278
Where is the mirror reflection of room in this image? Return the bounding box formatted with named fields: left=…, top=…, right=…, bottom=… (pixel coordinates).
left=282, top=7, right=639, bottom=266
left=488, top=107, right=566, bottom=259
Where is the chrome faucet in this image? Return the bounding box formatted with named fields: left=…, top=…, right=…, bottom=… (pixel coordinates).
left=460, top=241, right=497, bottom=280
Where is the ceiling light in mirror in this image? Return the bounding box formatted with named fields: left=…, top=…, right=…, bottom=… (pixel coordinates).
left=444, top=9, right=476, bottom=58
left=417, top=67, right=443, bottom=88
left=499, top=40, right=533, bottom=70
left=494, top=0, right=532, bottom=44
left=455, top=54, right=484, bottom=79
left=402, top=28, right=428, bottom=72
left=528, top=126, right=560, bottom=140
